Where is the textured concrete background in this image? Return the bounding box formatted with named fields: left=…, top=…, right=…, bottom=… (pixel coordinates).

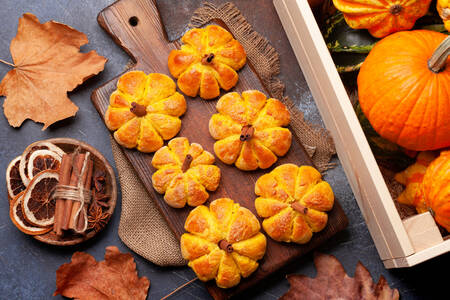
left=0, top=0, right=448, bottom=299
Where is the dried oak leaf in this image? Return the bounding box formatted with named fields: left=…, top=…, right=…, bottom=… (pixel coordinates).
left=54, top=246, right=150, bottom=300
left=0, top=13, right=107, bottom=129
left=280, top=253, right=399, bottom=300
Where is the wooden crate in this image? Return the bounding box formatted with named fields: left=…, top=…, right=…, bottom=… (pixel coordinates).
left=273, top=0, right=450, bottom=268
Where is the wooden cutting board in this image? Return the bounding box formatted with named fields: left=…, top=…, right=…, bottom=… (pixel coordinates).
left=91, top=0, right=348, bottom=298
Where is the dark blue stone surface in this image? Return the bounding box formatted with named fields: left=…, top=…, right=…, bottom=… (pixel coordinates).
left=0, top=1, right=447, bottom=299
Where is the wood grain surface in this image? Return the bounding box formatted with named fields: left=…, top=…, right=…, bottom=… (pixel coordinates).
left=91, top=0, right=348, bottom=298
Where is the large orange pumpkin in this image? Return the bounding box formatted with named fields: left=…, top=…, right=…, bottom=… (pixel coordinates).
left=422, top=151, right=450, bottom=232
left=358, top=30, right=450, bottom=151
left=332, top=0, right=432, bottom=38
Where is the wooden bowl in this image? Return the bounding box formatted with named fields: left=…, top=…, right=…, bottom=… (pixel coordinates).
left=30, top=138, right=117, bottom=246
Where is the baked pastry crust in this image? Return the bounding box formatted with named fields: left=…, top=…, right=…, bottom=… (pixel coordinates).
left=255, top=164, right=334, bottom=244
left=105, top=71, right=186, bottom=152
left=209, top=90, right=292, bottom=170
left=181, top=198, right=266, bottom=288
left=168, top=25, right=246, bottom=100
left=151, top=137, right=221, bottom=208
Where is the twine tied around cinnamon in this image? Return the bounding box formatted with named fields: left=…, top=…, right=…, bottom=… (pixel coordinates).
left=52, top=150, right=93, bottom=234
left=51, top=185, right=91, bottom=205
left=50, top=185, right=92, bottom=234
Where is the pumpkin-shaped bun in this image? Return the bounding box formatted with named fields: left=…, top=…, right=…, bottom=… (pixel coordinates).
left=181, top=198, right=266, bottom=288
left=333, top=0, right=431, bottom=38
left=422, top=151, right=450, bottom=232
left=151, top=137, right=221, bottom=208
left=209, top=90, right=292, bottom=171
left=168, top=25, right=246, bottom=100
left=105, top=71, right=186, bottom=152
left=255, top=164, right=334, bottom=244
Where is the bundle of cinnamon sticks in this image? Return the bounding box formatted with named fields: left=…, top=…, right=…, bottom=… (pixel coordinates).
left=54, top=150, right=94, bottom=236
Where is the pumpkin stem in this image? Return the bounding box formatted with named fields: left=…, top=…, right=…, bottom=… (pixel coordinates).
left=428, top=35, right=450, bottom=73
left=389, top=4, right=402, bottom=15
left=201, top=53, right=215, bottom=65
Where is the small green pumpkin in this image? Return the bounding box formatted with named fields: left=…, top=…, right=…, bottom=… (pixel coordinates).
left=324, top=13, right=378, bottom=73
left=324, top=13, right=378, bottom=53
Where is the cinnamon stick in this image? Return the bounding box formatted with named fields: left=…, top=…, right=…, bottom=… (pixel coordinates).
left=181, top=155, right=193, bottom=172
left=76, top=159, right=94, bottom=232
left=240, top=125, right=254, bottom=141
left=68, top=156, right=93, bottom=230
left=130, top=102, right=147, bottom=117
left=74, top=159, right=94, bottom=232
left=74, top=203, right=88, bottom=233
left=61, top=153, right=86, bottom=230
left=291, top=202, right=309, bottom=214
left=54, top=154, right=73, bottom=236
left=218, top=239, right=233, bottom=253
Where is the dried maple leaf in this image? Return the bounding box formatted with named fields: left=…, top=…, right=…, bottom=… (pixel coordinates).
left=280, top=253, right=399, bottom=300
left=0, top=13, right=107, bottom=129
left=54, top=246, right=150, bottom=300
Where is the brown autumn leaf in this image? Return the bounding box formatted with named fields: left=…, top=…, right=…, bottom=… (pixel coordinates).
left=54, top=246, right=150, bottom=300
left=280, top=253, right=399, bottom=300
left=0, top=13, right=107, bottom=129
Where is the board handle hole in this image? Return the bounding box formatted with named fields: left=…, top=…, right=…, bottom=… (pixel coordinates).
left=129, top=16, right=139, bottom=27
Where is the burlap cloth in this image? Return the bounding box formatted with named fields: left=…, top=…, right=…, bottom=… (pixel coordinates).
left=114, top=2, right=336, bottom=267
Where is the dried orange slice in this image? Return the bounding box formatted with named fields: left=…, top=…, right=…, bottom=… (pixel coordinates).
left=10, top=192, right=52, bottom=235
left=22, top=170, right=59, bottom=227
left=6, top=156, right=26, bottom=201
left=27, top=149, right=62, bottom=180
left=19, top=141, right=64, bottom=186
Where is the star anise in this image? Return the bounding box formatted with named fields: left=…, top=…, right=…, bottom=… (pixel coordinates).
left=93, top=170, right=107, bottom=193
left=87, top=204, right=110, bottom=232
left=93, top=189, right=110, bottom=208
